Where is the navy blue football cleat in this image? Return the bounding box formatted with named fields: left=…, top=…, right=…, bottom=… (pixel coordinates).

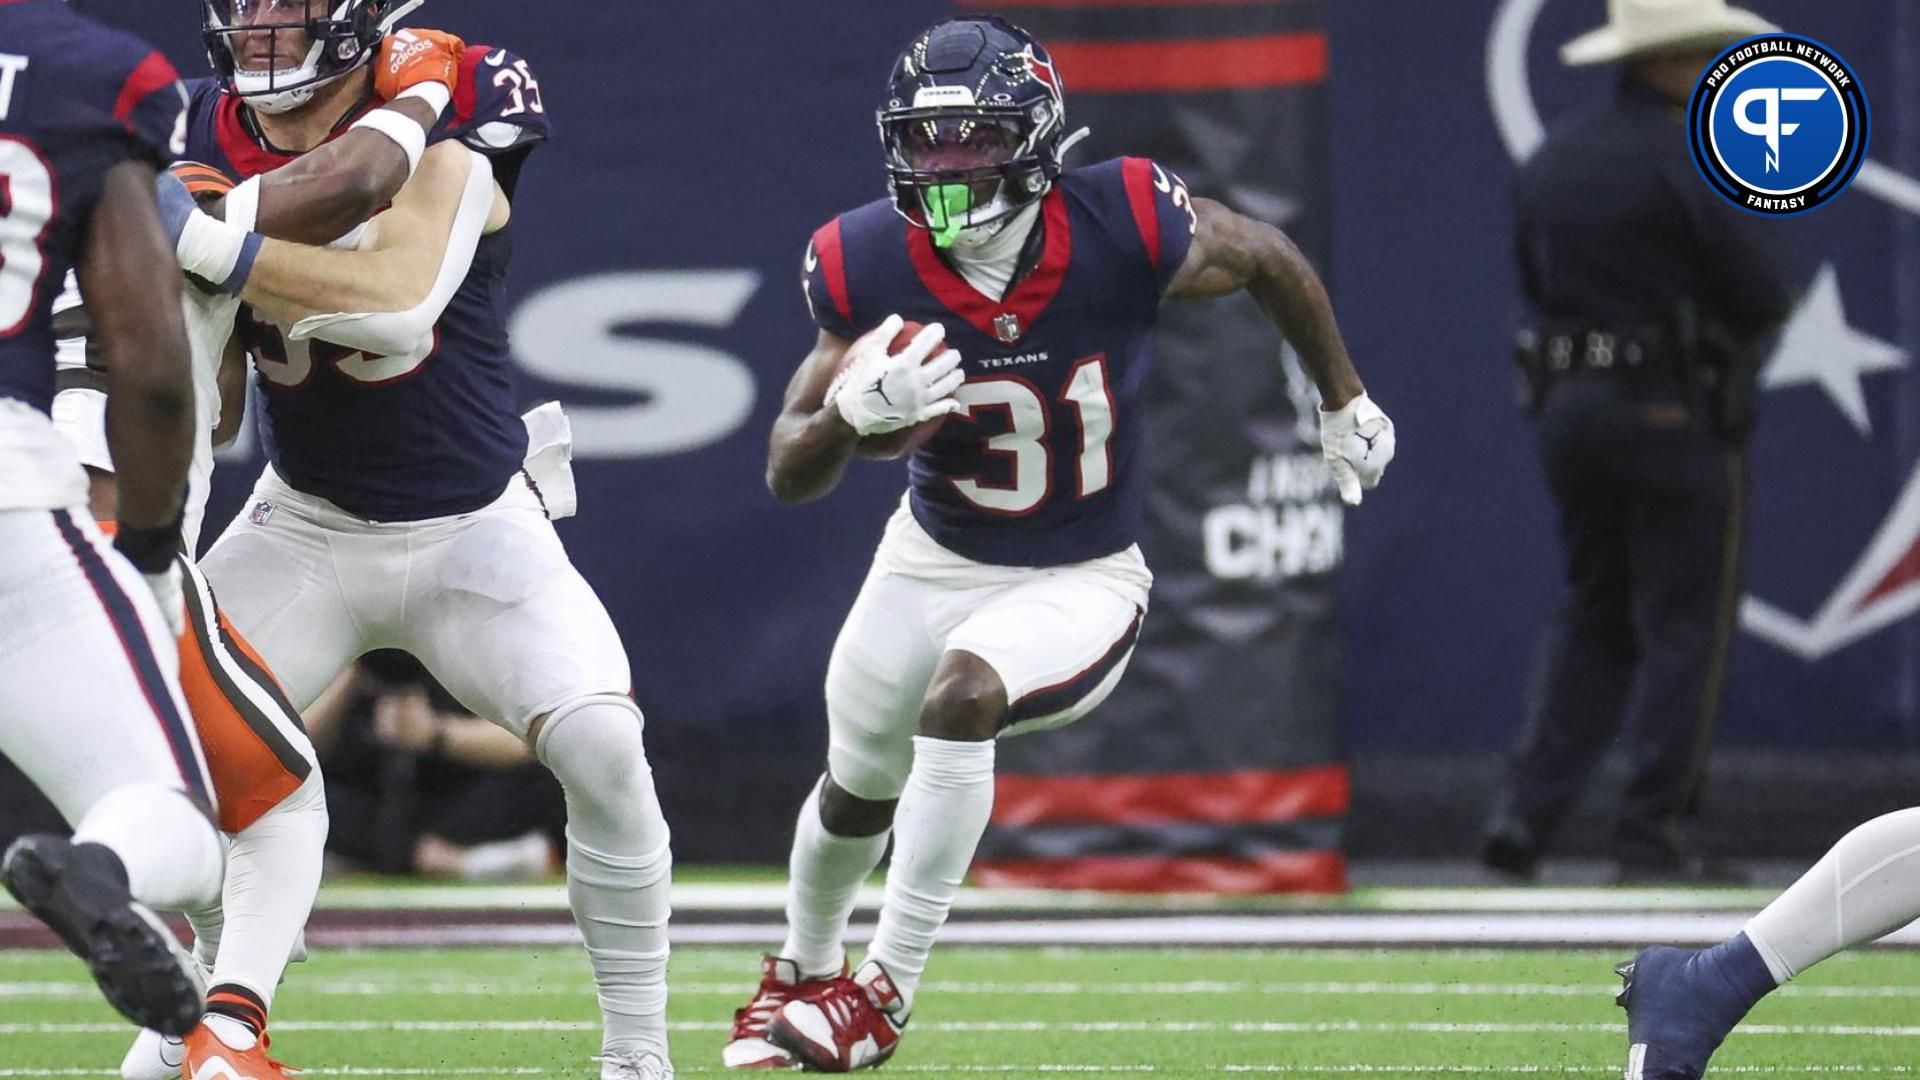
left=1, top=836, right=206, bottom=1036
left=1616, top=934, right=1777, bottom=1079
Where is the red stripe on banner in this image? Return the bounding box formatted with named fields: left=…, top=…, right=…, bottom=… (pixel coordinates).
left=1119, top=157, right=1161, bottom=269
left=992, top=766, right=1349, bottom=827
left=975, top=852, right=1348, bottom=894
left=1045, top=34, right=1328, bottom=93
left=113, top=51, right=180, bottom=126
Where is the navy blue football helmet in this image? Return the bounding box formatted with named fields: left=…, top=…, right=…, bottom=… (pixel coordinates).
left=201, top=0, right=422, bottom=114
left=879, top=17, right=1071, bottom=248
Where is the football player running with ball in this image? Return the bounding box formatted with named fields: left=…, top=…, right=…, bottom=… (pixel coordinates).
left=729, top=16, right=1395, bottom=1073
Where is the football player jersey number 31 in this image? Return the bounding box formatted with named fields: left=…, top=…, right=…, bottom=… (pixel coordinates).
left=951, top=354, right=1113, bottom=515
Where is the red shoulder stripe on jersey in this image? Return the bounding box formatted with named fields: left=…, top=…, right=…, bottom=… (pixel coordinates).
left=453, top=44, right=493, bottom=128
left=812, top=218, right=853, bottom=326
left=113, top=51, right=179, bottom=127
left=907, top=187, right=1072, bottom=343
left=1120, top=157, right=1161, bottom=270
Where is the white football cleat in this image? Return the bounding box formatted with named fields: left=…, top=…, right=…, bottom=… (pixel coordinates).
left=598, top=1049, right=674, bottom=1080
left=119, top=1026, right=186, bottom=1080
left=766, top=959, right=908, bottom=1073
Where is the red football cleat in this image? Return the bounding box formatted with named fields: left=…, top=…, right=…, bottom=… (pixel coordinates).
left=723, top=955, right=845, bottom=1070
left=766, top=960, right=908, bottom=1073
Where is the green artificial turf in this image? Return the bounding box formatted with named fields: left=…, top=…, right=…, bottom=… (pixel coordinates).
left=3, top=945, right=1918, bottom=1076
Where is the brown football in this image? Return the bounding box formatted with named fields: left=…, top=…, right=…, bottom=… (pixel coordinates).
left=846, top=320, right=954, bottom=460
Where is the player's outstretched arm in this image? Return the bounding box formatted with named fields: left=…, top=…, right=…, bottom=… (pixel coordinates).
left=228, top=29, right=467, bottom=245
left=1167, top=198, right=1395, bottom=505
left=1168, top=198, right=1364, bottom=408
left=767, top=330, right=863, bottom=504
left=79, top=160, right=193, bottom=537
left=239, top=142, right=495, bottom=341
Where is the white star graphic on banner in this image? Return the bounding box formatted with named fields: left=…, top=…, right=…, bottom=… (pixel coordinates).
left=1763, top=264, right=1908, bottom=436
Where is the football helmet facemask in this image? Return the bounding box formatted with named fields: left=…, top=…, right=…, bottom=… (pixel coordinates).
left=201, top=0, right=422, bottom=115
left=878, top=16, right=1079, bottom=249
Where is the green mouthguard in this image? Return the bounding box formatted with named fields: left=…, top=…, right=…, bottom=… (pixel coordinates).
left=926, top=183, right=972, bottom=249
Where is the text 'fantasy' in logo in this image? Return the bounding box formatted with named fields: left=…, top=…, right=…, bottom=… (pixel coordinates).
left=1687, top=33, right=1868, bottom=216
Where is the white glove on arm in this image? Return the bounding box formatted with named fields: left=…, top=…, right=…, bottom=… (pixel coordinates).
left=142, top=564, right=187, bottom=640
left=1319, top=392, right=1395, bottom=506
left=828, top=314, right=965, bottom=436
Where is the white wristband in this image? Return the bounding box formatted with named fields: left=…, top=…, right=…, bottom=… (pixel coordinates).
left=223, top=175, right=261, bottom=233
left=398, top=81, right=452, bottom=117
left=176, top=208, right=253, bottom=287
left=349, top=108, right=428, bottom=177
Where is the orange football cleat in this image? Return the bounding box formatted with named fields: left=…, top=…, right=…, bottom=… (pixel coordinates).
left=182, top=1022, right=300, bottom=1080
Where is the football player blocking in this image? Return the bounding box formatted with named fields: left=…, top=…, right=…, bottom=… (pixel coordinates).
left=53, top=3, right=667, bottom=1079
left=0, top=0, right=228, bottom=1043
left=59, top=47, right=482, bottom=1080
left=730, top=16, right=1396, bottom=1073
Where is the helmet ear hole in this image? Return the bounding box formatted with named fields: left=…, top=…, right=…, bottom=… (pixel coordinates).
left=352, top=1, right=384, bottom=43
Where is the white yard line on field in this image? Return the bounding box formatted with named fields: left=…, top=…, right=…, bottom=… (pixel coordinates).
left=11, top=1018, right=1920, bottom=1037
left=0, top=1066, right=1915, bottom=1077
left=281, top=913, right=1920, bottom=950
left=4, top=977, right=1915, bottom=1000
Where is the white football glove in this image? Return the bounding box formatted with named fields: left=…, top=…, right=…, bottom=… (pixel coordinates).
left=1319, top=392, right=1395, bottom=506
left=141, top=564, right=187, bottom=639
left=828, top=314, right=966, bottom=437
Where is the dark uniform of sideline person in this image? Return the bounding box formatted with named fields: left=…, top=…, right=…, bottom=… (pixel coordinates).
left=1481, top=0, right=1798, bottom=883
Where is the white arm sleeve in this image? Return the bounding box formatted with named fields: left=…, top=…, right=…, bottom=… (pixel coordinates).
left=286, top=148, right=494, bottom=356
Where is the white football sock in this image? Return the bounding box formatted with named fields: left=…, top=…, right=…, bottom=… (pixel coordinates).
left=781, top=776, right=890, bottom=978
left=1744, top=807, right=1920, bottom=983
left=207, top=772, right=327, bottom=1011
left=204, top=1013, right=257, bottom=1051
left=537, top=696, right=672, bottom=1062
left=865, top=736, right=995, bottom=1011
left=72, top=784, right=222, bottom=911
left=186, top=899, right=223, bottom=974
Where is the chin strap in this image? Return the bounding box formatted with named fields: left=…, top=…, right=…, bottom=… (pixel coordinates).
left=1057, top=125, right=1093, bottom=161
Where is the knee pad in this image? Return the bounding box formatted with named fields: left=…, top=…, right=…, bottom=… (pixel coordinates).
left=536, top=694, right=668, bottom=852
left=826, top=694, right=914, bottom=803
left=535, top=694, right=650, bottom=790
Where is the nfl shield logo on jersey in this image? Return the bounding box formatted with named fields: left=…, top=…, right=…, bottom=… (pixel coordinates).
left=248, top=499, right=275, bottom=526
left=993, top=313, right=1022, bottom=344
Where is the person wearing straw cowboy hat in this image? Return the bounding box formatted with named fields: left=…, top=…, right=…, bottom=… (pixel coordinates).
left=1482, top=0, right=1800, bottom=885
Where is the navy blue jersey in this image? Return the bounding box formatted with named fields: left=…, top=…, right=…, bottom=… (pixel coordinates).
left=182, top=44, right=552, bottom=521
left=806, top=157, right=1197, bottom=567
left=0, top=0, right=185, bottom=414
